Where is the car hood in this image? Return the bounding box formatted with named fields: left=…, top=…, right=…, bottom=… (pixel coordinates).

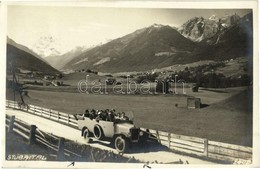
left=116, top=122, right=135, bottom=129
left=115, top=122, right=137, bottom=135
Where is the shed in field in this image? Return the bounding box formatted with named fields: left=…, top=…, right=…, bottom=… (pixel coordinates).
left=187, top=97, right=201, bottom=109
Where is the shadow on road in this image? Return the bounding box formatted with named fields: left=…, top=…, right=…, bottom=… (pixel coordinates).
left=88, top=137, right=168, bottom=154
left=129, top=140, right=169, bottom=154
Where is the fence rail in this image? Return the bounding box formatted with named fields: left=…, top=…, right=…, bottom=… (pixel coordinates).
left=6, top=100, right=252, bottom=163
left=6, top=114, right=83, bottom=160
left=6, top=100, right=78, bottom=128
left=5, top=114, right=139, bottom=163
left=141, top=128, right=252, bottom=163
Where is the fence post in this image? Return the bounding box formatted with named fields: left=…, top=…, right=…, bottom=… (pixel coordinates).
left=67, top=114, right=70, bottom=124
left=29, top=125, right=37, bottom=145
left=8, top=116, right=15, bottom=132
left=57, top=112, right=60, bottom=121
left=168, top=133, right=171, bottom=148
left=34, top=105, right=36, bottom=114
left=203, top=139, right=208, bottom=157
left=57, top=137, right=65, bottom=161
left=156, top=130, right=161, bottom=144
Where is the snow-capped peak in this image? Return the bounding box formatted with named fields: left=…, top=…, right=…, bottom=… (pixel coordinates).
left=31, top=35, right=61, bottom=58
left=152, top=23, right=164, bottom=28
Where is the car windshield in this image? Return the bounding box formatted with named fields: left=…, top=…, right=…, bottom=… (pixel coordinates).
left=124, top=111, right=134, bottom=121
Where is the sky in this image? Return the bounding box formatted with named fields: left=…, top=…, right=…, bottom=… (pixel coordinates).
left=7, top=6, right=251, bottom=57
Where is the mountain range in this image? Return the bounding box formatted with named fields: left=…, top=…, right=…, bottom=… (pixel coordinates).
left=6, top=37, right=60, bottom=75
left=7, top=12, right=253, bottom=74
left=63, top=24, right=198, bottom=72
left=177, top=13, right=241, bottom=43
left=7, top=37, right=48, bottom=64
left=44, top=46, right=89, bottom=70
left=190, top=12, right=253, bottom=62
left=31, top=35, right=61, bottom=58
left=62, top=12, right=252, bottom=73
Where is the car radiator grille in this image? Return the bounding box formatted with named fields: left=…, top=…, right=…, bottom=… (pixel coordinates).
left=130, top=128, right=139, bottom=141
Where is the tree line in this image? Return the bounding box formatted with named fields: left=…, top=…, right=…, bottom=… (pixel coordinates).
left=135, top=62, right=252, bottom=90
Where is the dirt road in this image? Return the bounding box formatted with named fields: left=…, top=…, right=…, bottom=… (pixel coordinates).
left=5, top=108, right=217, bottom=164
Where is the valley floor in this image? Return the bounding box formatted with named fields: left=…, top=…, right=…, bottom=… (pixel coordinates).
left=6, top=86, right=252, bottom=147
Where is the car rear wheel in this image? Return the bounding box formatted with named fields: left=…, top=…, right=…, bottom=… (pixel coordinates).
left=93, top=125, right=104, bottom=140
left=114, top=135, right=129, bottom=153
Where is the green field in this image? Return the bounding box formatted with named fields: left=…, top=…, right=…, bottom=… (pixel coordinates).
left=6, top=86, right=252, bottom=147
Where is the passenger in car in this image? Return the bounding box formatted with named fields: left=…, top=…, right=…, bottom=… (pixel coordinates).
left=108, top=111, right=115, bottom=122
left=89, top=109, right=95, bottom=120
left=121, top=112, right=129, bottom=120
left=102, top=110, right=109, bottom=121
left=96, top=111, right=102, bottom=121
left=84, top=109, right=90, bottom=117
left=115, top=112, right=121, bottom=120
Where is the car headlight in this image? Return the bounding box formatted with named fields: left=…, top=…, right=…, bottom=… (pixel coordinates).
left=139, top=131, right=143, bottom=136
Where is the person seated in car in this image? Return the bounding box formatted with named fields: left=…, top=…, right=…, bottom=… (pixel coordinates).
left=89, top=109, right=95, bottom=120
left=115, top=112, right=121, bottom=120
left=95, top=111, right=100, bottom=120
left=96, top=111, right=104, bottom=121
left=95, top=110, right=100, bottom=118
left=121, top=112, right=129, bottom=120
left=84, top=109, right=90, bottom=117
left=107, top=111, right=115, bottom=122
left=100, top=110, right=107, bottom=121
left=102, top=110, right=109, bottom=121
left=112, top=109, right=116, bottom=114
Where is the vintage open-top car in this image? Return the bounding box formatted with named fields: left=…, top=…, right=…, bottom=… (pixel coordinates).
left=75, top=110, right=144, bottom=153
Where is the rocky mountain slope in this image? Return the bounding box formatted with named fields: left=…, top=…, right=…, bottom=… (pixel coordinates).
left=63, top=24, right=198, bottom=72
left=192, top=12, right=253, bottom=62
left=178, top=13, right=241, bottom=43
left=63, top=11, right=252, bottom=73
left=9, top=12, right=252, bottom=74
left=7, top=37, right=47, bottom=63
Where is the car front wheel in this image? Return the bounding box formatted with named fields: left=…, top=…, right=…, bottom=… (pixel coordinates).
left=114, top=135, right=129, bottom=153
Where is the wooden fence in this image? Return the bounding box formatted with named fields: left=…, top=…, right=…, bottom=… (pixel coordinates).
left=140, top=128, right=252, bottom=163
left=5, top=114, right=139, bottom=163
left=141, top=128, right=252, bottom=163
left=6, top=100, right=252, bottom=163
left=6, top=100, right=78, bottom=128
left=5, top=114, right=81, bottom=160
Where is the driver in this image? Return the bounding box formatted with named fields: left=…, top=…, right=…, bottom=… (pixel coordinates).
left=121, top=112, right=129, bottom=120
